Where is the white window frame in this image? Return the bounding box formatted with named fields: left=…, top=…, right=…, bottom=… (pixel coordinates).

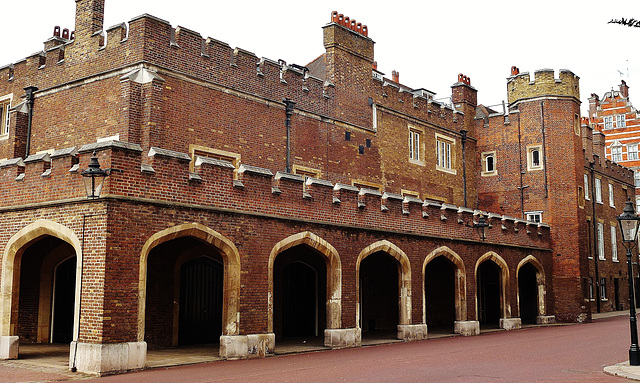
left=408, top=127, right=422, bottom=163
left=595, top=178, right=602, bottom=204
left=435, top=133, right=456, bottom=174
left=616, top=114, right=626, bottom=128
left=526, top=144, right=543, bottom=171
left=635, top=171, right=640, bottom=188
left=597, top=222, right=605, bottom=260
left=584, top=174, right=589, bottom=200
left=611, top=225, right=618, bottom=262
left=525, top=211, right=542, bottom=223
left=609, top=183, right=615, bottom=208
left=588, top=277, right=594, bottom=300
left=600, top=277, right=607, bottom=300
left=628, top=144, right=639, bottom=161
left=611, top=145, right=622, bottom=162
left=604, top=115, right=613, bottom=129
left=0, top=94, right=12, bottom=138
left=481, top=151, right=497, bottom=176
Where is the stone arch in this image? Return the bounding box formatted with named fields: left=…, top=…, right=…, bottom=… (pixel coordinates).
left=268, top=231, right=342, bottom=333
left=517, top=255, right=547, bottom=317
left=356, top=240, right=411, bottom=326
left=1, top=220, right=82, bottom=339
left=423, top=246, right=467, bottom=323
left=475, top=251, right=511, bottom=320
left=139, top=223, right=241, bottom=341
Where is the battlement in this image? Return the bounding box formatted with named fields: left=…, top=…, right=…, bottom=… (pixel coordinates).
left=0, top=141, right=550, bottom=248
left=507, top=66, right=580, bottom=105
left=586, top=153, right=635, bottom=182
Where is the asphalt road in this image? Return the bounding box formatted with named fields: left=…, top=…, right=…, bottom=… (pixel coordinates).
left=1, top=315, right=633, bottom=382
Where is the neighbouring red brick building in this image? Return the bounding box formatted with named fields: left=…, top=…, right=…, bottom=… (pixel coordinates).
left=0, top=0, right=632, bottom=375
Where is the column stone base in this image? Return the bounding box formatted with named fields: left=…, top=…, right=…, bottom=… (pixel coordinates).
left=220, top=334, right=275, bottom=359
left=536, top=315, right=556, bottom=325
left=397, top=324, right=428, bottom=341
left=500, top=317, right=522, bottom=330
left=325, top=328, right=361, bottom=348
left=69, top=341, right=146, bottom=375
left=454, top=320, right=480, bottom=336
left=0, top=336, right=19, bottom=359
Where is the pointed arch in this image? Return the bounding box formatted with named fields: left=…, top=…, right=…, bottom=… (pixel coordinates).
left=356, top=240, right=411, bottom=326
left=423, top=246, right=467, bottom=323
left=517, top=255, right=547, bottom=317
left=475, top=251, right=511, bottom=320
left=1, top=220, right=81, bottom=339
left=138, top=223, right=241, bottom=341
left=268, top=231, right=342, bottom=332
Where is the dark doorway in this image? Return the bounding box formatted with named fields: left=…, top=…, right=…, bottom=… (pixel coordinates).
left=178, top=257, right=223, bottom=345
left=283, top=262, right=317, bottom=337
left=360, top=251, right=399, bottom=337
left=273, top=246, right=326, bottom=339
left=424, top=256, right=456, bottom=333
left=51, top=257, right=77, bottom=344
left=477, top=261, right=501, bottom=326
left=518, top=263, right=538, bottom=324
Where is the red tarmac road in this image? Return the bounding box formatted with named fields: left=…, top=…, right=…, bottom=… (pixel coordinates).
left=1, top=315, right=633, bottom=382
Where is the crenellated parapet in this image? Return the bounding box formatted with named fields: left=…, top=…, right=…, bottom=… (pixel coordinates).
left=587, top=153, right=635, bottom=184
left=0, top=141, right=550, bottom=249
left=507, top=66, right=580, bottom=106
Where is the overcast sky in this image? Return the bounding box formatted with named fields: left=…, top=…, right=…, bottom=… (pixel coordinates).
left=1, top=1, right=638, bottom=115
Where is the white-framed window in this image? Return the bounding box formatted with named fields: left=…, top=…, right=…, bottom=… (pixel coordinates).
left=637, top=196, right=640, bottom=213
left=526, top=211, right=542, bottom=223
left=584, top=174, right=590, bottom=200
left=628, top=144, right=639, bottom=161
left=435, top=133, right=455, bottom=174
left=611, top=225, right=618, bottom=262
left=612, top=145, right=623, bottom=162
left=600, top=277, right=607, bottom=300
left=635, top=171, right=640, bottom=188
left=609, top=183, right=615, bottom=207
left=604, top=116, right=613, bottom=129
left=408, top=128, right=421, bottom=162
left=597, top=222, right=605, bottom=260
left=481, top=151, right=497, bottom=176
left=527, top=144, right=543, bottom=171
left=617, top=114, right=626, bottom=128
left=595, top=178, right=602, bottom=203
left=0, top=94, right=11, bottom=137
left=588, top=277, right=594, bottom=300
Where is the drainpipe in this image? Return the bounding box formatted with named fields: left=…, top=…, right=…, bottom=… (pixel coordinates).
left=460, top=129, right=468, bottom=207
left=590, top=160, right=601, bottom=313
left=24, top=86, right=38, bottom=157
left=283, top=99, right=296, bottom=173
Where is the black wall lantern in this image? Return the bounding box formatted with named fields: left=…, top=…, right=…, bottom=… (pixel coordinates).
left=474, top=212, right=490, bottom=241
left=81, top=151, right=110, bottom=199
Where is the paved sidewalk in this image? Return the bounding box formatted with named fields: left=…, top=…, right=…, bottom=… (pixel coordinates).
left=599, top=310, right=640, bottom=380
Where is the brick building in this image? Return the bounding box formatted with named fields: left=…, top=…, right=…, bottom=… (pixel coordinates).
left=588, top=80, right=640, bottom=210
left=0, top=0, right=632, bottom=375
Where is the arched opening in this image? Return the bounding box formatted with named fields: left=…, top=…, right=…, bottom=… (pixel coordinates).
left=145, top=237, right=225, bottom=349
left=273, top=246, right=327, bottom=339
left=51, top=257, right=77, bottom=344
left=477, top=261, right=502, bottom=327
left=15, top=236, right=77, bottom=345
left=518, top=263, right=538, bottom=324
left=424, top=256, right=456, bottom=333
left=359, top=251, right=399, bottom=338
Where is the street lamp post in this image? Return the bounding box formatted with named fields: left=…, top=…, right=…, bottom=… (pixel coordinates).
left=616, top=199, right=640, bottom=366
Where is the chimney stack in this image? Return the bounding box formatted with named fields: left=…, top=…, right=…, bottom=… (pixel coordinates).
left=620, top=80, right=629, bottom=99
